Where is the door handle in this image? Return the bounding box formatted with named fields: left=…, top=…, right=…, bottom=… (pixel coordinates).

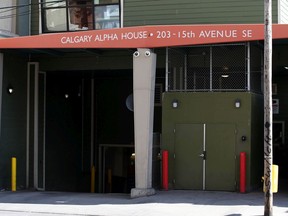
left=199, top=151, right=206, bottom=160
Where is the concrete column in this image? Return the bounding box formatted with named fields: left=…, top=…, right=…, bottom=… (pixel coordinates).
left=130, top=48, right=156, bottom=198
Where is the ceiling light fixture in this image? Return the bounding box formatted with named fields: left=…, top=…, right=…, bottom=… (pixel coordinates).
left=7, top=84, right=14, bottom=94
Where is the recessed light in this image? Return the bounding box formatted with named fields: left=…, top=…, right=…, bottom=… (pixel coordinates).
left=284, top=66, right=288, bottom=70
left=223, top=66, right=229, bottom=71
left=221, top=74, right=229, bottom=78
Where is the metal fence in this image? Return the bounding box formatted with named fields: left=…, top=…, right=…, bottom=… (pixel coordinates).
left=167, top=43, right=263, bottom=93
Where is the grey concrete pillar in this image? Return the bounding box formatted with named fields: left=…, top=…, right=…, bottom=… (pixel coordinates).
left=130, top=48, right=156, bottom=198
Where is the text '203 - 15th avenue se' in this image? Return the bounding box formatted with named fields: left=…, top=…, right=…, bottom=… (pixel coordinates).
left=60, top=29, right=253, bottom=44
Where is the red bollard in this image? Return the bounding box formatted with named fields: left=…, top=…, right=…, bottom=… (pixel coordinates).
left=162, top=150, right=169, bottom=190
left=240, top=152, right=246, bottom=193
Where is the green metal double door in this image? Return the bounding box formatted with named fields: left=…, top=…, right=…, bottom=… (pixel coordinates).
left=174, top=123, right=236, bottom=191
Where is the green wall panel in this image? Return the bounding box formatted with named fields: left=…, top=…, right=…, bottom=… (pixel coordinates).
left=162, top=92, right=263, bottom=191
left=124, top=0, right=278, bottom=26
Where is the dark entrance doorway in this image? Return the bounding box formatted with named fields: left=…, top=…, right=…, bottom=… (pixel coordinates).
left=43, top=70, right=134, bottom=192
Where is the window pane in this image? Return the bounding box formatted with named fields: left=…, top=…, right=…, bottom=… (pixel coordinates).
left=68, top=0, right=93, bottom=6
left=43, top=0, right=66, bottom=8
left=94, top=0, right=119, bottom=4
left=43, top=8, right=67, bottom=32
left=69, top=6, right=93, bottom=30
left=68, top=0, right=93, bottom=30
left=95, top=5, right=119, bottom=29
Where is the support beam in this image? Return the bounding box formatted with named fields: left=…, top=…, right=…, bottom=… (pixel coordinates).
left=131, top=48, right=156, bottom=198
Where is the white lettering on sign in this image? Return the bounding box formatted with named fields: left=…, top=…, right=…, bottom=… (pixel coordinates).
left=121, top=31, right=148, bottom=40
left=178, top=30, right=196, bottom=38
left=59, top=29, right=254, bottom=45
left=61, top=35, right=93, bottom=44
left=156, top=31, right=171, bottom=39
left=199, top=30, right=238, bottom=38
left=242, top=30, right=252, bottom=37
left=94, top=33, right=118, bottom=41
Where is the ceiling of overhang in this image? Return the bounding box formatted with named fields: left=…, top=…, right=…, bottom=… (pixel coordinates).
left=1, top=40, right=287, bottom=75
left=2, top=48, right=105, bottom=56
left=0, top=48, right=138, bottom=57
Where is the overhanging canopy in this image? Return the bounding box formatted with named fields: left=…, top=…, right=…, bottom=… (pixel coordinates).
left=0, top=24, right=288, bottom=49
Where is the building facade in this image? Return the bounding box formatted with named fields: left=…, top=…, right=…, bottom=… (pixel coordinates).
left=0, top=0, right=287, bottom=196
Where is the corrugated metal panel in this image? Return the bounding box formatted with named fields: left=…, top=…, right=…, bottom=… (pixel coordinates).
left=279, top=0, right=288, bottom=24
left=124, top=0, right=278, bottom=26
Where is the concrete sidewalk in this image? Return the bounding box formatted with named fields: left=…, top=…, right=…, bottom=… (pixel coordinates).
left=0, top=190, right=287, bottom=216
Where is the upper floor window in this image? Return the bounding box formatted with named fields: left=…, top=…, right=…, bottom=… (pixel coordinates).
left=42, top=0, right=120, bottom=33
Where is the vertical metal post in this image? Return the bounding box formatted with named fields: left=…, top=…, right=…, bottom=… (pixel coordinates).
left=26, top=64, right=30, bottom=189
left=184, top=54, right=187, bottom=91
left=81, top=79, right=84, bottom=171
left=98, top=145, right=102, bottom=193
left=179, top=67, right=183, bottom=90
left=42, top=72, right=47, bottom=190
left=91, top=79, right=95, bottom=168
left=173, top=67, right=177, bottom=91
left=34, top=63, right=39, bottom=189
left=165, top=47, right=169, bottom=92
left=209, top=47, right=213, bottom=91
left=102, top=146, right=106, bottom=192
left=247, top=42, right=251, bottom=91
left=90, top=79, right=95, bottom=192
left=91, top=165, right=95, bottom=193
left=264, top=0, right=273, bottom=215
left=120, top=0, right=124, bottom=28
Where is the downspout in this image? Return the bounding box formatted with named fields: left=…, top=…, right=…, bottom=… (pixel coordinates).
left=29, top=0, right=32, bottom=35
left=120, top=0, right=124, bottom=27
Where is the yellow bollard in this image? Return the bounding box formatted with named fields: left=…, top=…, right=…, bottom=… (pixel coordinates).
left=11, top=157, right=16, bottom=192
left=263, top=164, right=278, bottom=193
left=272, top=164, right=278, bottom=193
left=90, top=165, right=95, bottom=193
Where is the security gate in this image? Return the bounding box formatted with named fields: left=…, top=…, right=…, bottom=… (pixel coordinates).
left=174, top=123, right=236, bottom=191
